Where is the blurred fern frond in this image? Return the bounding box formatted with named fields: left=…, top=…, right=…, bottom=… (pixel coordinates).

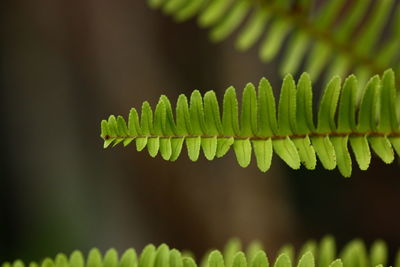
left=148, top=0, right=400, bottom=84
left=100, top=69, right=400, bottom=177
left=2, top=237, right=400, bottom=267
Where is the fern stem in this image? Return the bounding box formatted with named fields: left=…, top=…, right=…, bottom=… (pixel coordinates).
left=104, top=131, right=400, bottom=141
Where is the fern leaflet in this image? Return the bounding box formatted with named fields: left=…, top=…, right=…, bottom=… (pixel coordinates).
left=100, top=69, right=400, bottom=177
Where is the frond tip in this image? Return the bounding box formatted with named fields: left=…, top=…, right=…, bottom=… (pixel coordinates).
left=100, top=69, right=400, bottom=177
left=2, top=237, right=400, bottom=267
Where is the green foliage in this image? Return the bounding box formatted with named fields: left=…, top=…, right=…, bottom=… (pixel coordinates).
left=3, top=238, right=400, bottom=267
left=100, top=69, right=400, bottom=177
left=147, top=0, right=400, bottom=84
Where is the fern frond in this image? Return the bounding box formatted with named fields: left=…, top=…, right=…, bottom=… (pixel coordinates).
left=148, top=0, right=400, bottom=85
left=100, top=70, right=400, bottom=177
left=2, top=237, right=400, bottom=267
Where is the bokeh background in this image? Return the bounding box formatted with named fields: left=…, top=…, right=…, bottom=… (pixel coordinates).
left=1, top=0, right=400, bottom=264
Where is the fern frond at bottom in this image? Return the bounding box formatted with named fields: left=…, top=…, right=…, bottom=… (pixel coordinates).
left=100, top=69, right=400, bottom=177
left=3, top=237, right=400, bottom=267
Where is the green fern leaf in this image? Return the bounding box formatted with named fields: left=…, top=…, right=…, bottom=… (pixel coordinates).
left=148, top=0, right=400, bottom=85
left=100, top=70, right=400, bottom=177
left=245, top=242, right=263, bottom=263
left=139, top=246, right=154, bottom=267
left=224, top=239, right=242, bottom=267
left=274, top=254, right=291, bottom=267
left=319, top=237, right=335, bottom=267
left=183, top=258, right=197, bottom=267
left=4, top=238, right=399, bottom=267
left=297, top=253, right=314, bottom=267
left=54, top=254, right=68, bottom=267
left=170, top=250, right=183, bottom=267
left=327, top=260, right=342, bottom=267
left=209, top=251, right=225, bottom=267
left=41, top=259, right=53, bottom=267
left=87, top=249, right=102, bottom=267
left=232, top=253, right=247, bottom=267
left=340, top=240, right=369, bottom=267
left=298, top=241, right=317, bottom=261
left=69, top=251, right=84, bottom=267
left=249, top=252, right=268, bottom=267
left=370, top=240, right=387, bottom=267
left=104, top=250, right=118, bottom=267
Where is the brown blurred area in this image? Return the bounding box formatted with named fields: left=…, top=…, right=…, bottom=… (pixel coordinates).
left=1, top=0, right=400, bottom=264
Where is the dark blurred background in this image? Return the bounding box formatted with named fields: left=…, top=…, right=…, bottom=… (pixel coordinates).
left=1, top=0, right=400, bottom=264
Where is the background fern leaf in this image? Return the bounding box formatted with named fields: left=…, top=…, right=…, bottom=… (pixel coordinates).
left=147, top=0, right=400, bottom=86
left=101, top=70, right=400, bottom=177
left=3, top=238, right=400, bottom=267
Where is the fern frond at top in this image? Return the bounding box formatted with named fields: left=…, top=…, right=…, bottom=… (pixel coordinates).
left=3, top=237, right=400, bottom=267
left=148, top=0, right=400, bottom=85
left=100, top=70, right=400, bottom=177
